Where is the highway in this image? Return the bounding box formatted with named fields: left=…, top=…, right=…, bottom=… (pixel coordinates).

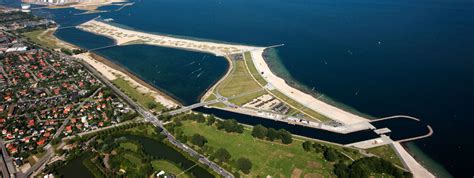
left=0, top=30, right=233, bottom=178
left=75, top=56, right=234, bottom=178
left=0, top=139, right=13, bottom=178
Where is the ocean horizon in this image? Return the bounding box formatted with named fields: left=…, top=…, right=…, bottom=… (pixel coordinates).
left=3, top=0, right=473, bottom=176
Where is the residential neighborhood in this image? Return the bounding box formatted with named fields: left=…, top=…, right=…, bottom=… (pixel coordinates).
left=0, top=24, right=135, bottom=174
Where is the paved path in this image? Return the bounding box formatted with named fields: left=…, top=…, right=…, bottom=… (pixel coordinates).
left=75, top=56, right=234, bottom=178
left=370, top=115, right=421, bottom=122
left=391, top=142, right=434, bottom=178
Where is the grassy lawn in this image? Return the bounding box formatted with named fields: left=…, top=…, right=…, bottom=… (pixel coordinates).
left=123, top=153, right=142, bottom=165
left=228, top=90, right=266, bottom=106
left=22, top=29, right=66, bottom=49
left=120, top=142, right=139, bottom=152
left=151, top=160, right=189, bottom=178
left=112, top=77, right=165, bottom=111
left=270, top=90, right=331, bottom=122
left=178, top=120, right=335, bottom=177
left=367, top=145, right=404, bottom=168
left=216, top=59, right=263, bottom=100
left=127, top=124, right=158, bottom=136
left=204, top=93, right=217, bottom=102
left=244, top=52, right=267, bottom=86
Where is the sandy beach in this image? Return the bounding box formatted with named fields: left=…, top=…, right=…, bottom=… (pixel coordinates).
left=78, top=20, right=258, bottom=56
left=78, top=20, right=370, bottom=126
left=45, top=0, right=126, bottom=11
left=74, top=19, right=434, bottom=177
left=250, top=49, right=370, bottom=126
left=73, top=52, right=179, bottom=108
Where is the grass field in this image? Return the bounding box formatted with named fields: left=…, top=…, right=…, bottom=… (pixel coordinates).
left=207, top=52, right=331, bottom=123
left=367, top=145, right=404, bottom=168
left=151, top=160, right=189, bottom=178
left=216, top=59, right=264, bottom=100
left=120, top=142, right=139, bottom=152
left=123, top=153, right=142, bottom=165
left=270, top=90, right=331, bottom=122
left=244, top=52, right=267, bottom=86
left=112, top=77, right=165, bottom=111
left=127, top=124, right=158, bottom=136
left=22, top=29, right=69, bottom=49
left=178, top=120, right=335, bottom=177
left=228, top=90, right=266, bottom=106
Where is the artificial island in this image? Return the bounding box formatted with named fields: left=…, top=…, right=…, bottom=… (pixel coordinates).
left=0, top=6, right=436, bottom=178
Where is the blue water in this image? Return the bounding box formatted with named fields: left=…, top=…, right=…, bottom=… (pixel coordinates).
left=95, top=45, right=227, bottom=104
left=4, top=0, right=473, bottom=176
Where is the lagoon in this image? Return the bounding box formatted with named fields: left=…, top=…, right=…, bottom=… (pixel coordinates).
left=12, top=0, right=474, bottom=176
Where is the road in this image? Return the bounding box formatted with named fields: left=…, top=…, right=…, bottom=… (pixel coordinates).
left=1, top=29, right=233, bottom=178
left=166, top=87, right=265, bottom=116
left=18, top=147, right=54, bottom=178
left=75, top=56, right=234, bottom=178
left=0, top=139, right=13, bottom=178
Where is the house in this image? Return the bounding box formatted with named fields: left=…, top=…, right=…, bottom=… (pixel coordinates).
left=36, top=139, right=45, bottom=145
left=7, top=104, right=16, bottom=117
left=65, top=125, right=72, bottom=133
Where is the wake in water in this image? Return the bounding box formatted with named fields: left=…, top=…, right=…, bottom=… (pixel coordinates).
left=190, top=68, right=203, bottom=75
left=196, top=71, right=204, bottom=78
left=184, top=61, right=196, bottom=66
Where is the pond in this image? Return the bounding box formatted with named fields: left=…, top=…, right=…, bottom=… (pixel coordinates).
left=124, top=135, right=214, bottom=177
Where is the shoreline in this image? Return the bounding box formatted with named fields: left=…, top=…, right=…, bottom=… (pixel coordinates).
left=76, top=20, right=370, bottom=126
left=200, top=56, right=233, bottom=102
left=73, top=52, right=180, bottom=108
left=70, top=19, right=434, bottom=177
left=261, top=49, right=376, bottom=120
left=249, top=49, right=370, bottom=126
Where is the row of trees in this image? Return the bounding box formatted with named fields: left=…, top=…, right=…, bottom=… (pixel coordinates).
left=216, top=119, right=244, bottom=133
left=251, top=124, right=293, bottom=144
left=178, top=113, right=243, bottom=134
left=302, top=141, right=412, bottom=178
left=302, top=141, right=345, bottom=162
left=60, top=48, right=86, bottom=55
left=334, top=157, right=412, bottom=178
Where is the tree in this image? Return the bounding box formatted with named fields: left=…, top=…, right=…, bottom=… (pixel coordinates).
left=278, top=129, right=293, bottom=144
left=190, top=134, right=207, bottom=147
left=266, top=128, right=278, bottom=141
left=333, top=162, right=349, bottom=178
left=60, top=48, right=72, bottom=55
left=195, top=113, right=206, bottom=123
left=146, top=101, right=157, bottom=109
left=251, top=125, right=267, bottom=139
left=324, top=148, right=339, bottom=162
left=302, top=141, right=312, bottom=151
left=206, top=115, right=216, bottom=125
left=312, top=143, right=326, bottom=153
left=218, top=119, right=244, bottom=133
left=236, top=157, right=252, bottom=174
left=213, top=148, right=231, bottom=163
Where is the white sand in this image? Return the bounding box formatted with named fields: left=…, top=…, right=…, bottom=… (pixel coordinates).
left=76, top=20, right=434, bottom=178
left=250, top=49, right=370, bottom=126
left=78, top=20, right=369, bottom=126
left=74, top=52, right=179, bottom=108
left=78, top=20, right=257, bottom=56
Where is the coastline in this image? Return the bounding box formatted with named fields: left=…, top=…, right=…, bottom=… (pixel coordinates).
left=261, top=49, right=376, bottom=120
left=73, top=52, right=180, bottom=108
left=70, top=19, right=434, bottom=177
left=200, top=56, right=233, bottom=102
left=261, top=51, right=445, bottom=177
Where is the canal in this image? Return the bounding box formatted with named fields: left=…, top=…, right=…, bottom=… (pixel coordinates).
left=194, top=107, right=431, bottom=145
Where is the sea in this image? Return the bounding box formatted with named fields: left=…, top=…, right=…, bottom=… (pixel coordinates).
left=2, top=0, right=473, bottom=177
